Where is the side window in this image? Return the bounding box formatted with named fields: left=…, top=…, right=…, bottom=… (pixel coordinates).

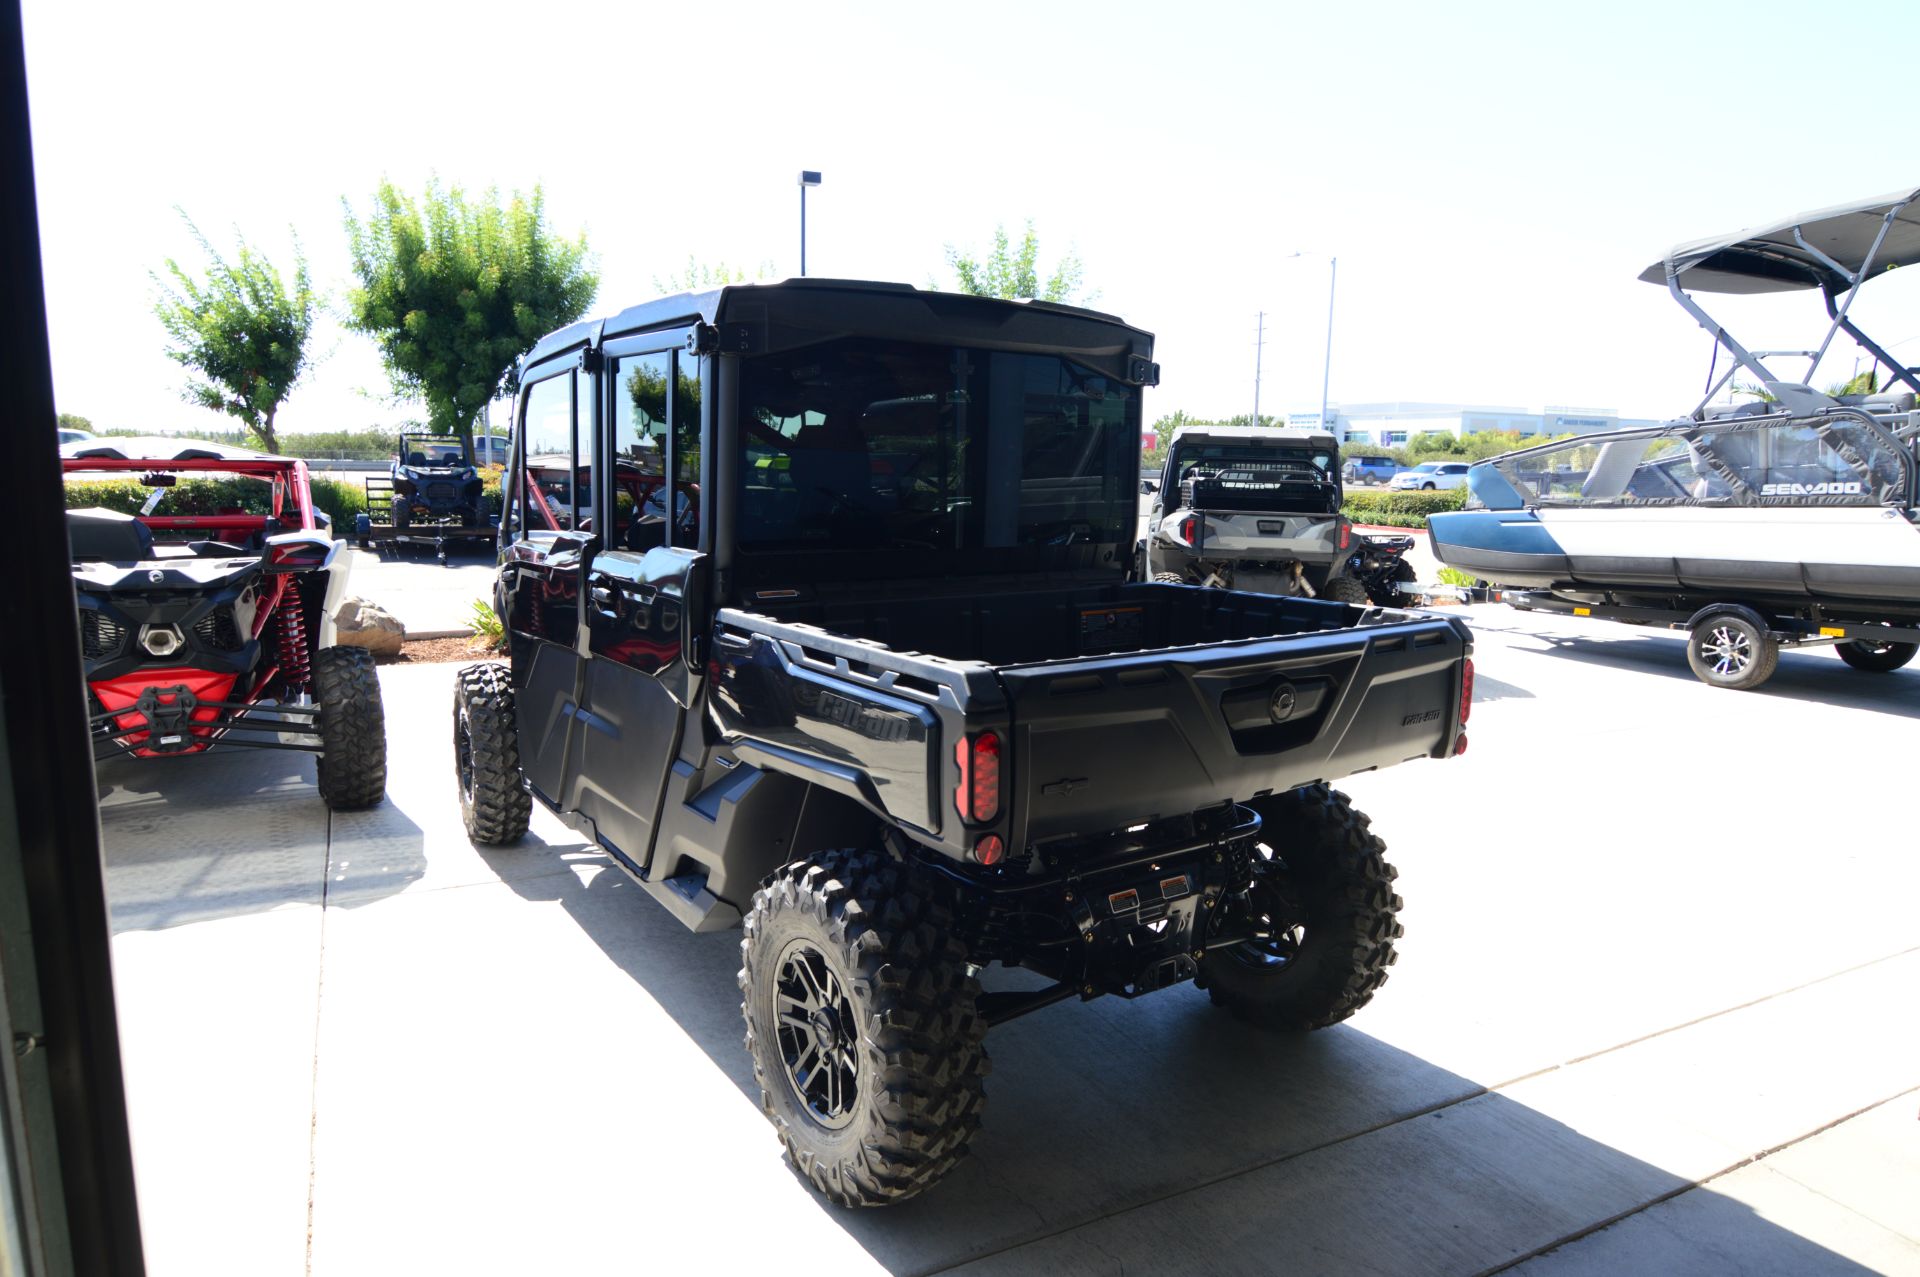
left=521, top=373, right=573, bottom=532
left=613, top=353, right=670, bottom=550
left=575, top=372, right=595, bottom=531
left=674, top=352, right=702, bottom=548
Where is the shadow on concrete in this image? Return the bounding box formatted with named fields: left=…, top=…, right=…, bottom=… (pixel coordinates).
left=482, top=833, right=1875, bottom=1276
left=1475, top=614, right=1920, bottom=719
left=95, top=746, right=425, bottom=933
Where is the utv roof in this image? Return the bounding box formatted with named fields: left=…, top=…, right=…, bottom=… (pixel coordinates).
left=1639, top=185, right=1920, bottom=295
left=60, top=436, right=280, bottom=463
left=524, top=278, right=1159, bottom=386
left=1170, top=425, right=1340, bottom=450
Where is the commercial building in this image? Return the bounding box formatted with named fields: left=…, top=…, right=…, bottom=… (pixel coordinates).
left=1287, top=402, right=1662, bottom=447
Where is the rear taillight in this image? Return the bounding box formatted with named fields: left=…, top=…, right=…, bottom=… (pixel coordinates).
left=1460, top=658, right=1474, bottom=726
left=1177, top=513, right=1199, bottom=544
left=1337, top=521, right=1351, bottom=551
left=953, top=731, right=1003, bottom=823
left=266, top=541, right=331, bottom=573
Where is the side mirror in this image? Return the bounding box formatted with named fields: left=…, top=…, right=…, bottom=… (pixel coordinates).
left=1140, top=479, right=1159, bottom=495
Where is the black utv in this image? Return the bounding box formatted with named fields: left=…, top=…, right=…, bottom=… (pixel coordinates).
left=389, top=432, right=485, bottom=530
left=455, top=279, right=1474, bottom=1207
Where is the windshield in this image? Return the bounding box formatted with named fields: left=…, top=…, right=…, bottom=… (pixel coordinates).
left=737, top=340, right=1138, bottom=555
left=1487, top=417, right=1912, bottom=509
left=1165, top=443, right=1337, bottom=514
left=402, top=437, right=467, bottom=466
left=1410, top=463, right=1441, bottom=473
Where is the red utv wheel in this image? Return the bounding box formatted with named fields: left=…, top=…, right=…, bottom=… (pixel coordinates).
left=313, top=646, right=387, bottom=809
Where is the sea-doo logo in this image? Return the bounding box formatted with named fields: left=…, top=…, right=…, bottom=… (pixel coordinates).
left=1759, top=481, right=1863, bottom=496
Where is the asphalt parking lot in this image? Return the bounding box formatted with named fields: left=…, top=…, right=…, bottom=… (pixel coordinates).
left=98, top=604, right=1919, bottom=1276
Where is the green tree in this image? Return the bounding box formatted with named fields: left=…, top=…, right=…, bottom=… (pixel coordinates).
left=653, top=257, right=774, bottom=293
left=56, top=412, right=92, bottom=434
left=1826, top=369, right=1880, bottom=397
left=152, top=214, right=314, bottom=454
left=945, top=220, right=1089, bottom=303
left=342, top=178, right=598, bottom=446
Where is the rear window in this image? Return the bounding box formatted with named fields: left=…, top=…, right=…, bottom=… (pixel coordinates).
left=737, top=339, right=1138, bottom=555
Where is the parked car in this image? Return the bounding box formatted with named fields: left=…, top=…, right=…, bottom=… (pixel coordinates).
left=57, top=427, right=95, bottom=446
left=1342, top=455, right=1397, bottom=486
left=473, top=434, right=510, bottom=467
left=455, top=278, right=1475, bottom=1207
left=1390, top=461, right=1471, bottom=491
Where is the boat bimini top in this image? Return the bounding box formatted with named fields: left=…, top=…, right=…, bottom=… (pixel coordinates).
left=1642, top=185, right=1920, bottom=419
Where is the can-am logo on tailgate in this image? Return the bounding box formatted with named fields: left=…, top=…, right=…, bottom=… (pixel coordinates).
left=1759, top=481, right=1863, bottom=496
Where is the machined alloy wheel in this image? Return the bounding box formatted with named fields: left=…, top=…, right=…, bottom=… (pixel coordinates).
left=1686, top=612, right=1778, bottom=690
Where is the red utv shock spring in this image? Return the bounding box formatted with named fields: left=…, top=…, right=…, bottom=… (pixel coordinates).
left=276, top=598, right=312, bottom=694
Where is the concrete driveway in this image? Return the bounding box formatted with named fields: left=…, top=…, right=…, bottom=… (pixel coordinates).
left=99, top=606, right=1920, bottom=1275
left=339, top=542, right=496, bottom=637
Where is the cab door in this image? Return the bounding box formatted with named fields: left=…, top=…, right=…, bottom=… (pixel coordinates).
left=502, top=362, right=594, bottom=805
left=567, top=342, right=708, bottom=873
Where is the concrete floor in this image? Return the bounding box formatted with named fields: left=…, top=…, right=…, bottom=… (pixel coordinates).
left=98, top=605, right=1920, bottom=1276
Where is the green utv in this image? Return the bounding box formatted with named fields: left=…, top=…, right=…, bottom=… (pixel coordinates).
left=454, top=279, right=1474, bottom=1206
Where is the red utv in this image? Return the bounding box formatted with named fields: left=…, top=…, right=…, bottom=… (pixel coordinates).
left=63, top=438, right=386, bottom=809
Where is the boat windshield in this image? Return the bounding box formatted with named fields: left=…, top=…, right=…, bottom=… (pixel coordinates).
left=1487, top=416, right=1912, bottom=509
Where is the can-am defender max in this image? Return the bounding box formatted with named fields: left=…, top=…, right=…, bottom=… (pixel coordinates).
left=1140, top=424, right=1375, bottom=604
left=1430, top=184, right=1920, bottom=690
left=64, top=438, right=387, bottom=807
left=455, top=280, right=1473, bottom=1206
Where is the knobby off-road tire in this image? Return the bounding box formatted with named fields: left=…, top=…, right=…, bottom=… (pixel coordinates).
left=1686, top=612, right=1779, bottom=690
left=1322, top=575, right=1372, bottom=606
left=453, top=663, right=531, bottom=844
left=739, top=850, right=989, bottom=1207
left=1204, top=784, right=1403, bottom=1030
left=312, top=645, right=387, bottom=810
left=1153, top=571, right=1188, bottom=585
left=1835, top=638, right=1918, bottom=673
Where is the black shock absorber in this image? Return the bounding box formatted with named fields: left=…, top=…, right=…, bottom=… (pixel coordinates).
left=276, top=594, right=312, bottom=693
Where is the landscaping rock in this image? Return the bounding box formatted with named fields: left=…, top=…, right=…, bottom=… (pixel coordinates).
left=332, top=597, right=405, bottom=658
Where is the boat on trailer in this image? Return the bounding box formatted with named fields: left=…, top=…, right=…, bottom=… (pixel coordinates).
left=1430, top=185, right=1920, bottom=689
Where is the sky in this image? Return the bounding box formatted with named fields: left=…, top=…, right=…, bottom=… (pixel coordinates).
left=22, top=0, right=1920, bottom=437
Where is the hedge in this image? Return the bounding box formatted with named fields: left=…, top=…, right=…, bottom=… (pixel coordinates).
left=1341, top=486, right=1468, bottom=529
left=65, top=475, right=369, bottom=534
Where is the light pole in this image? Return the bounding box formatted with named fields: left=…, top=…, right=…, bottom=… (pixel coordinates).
left=798, top=170, right=821, bottom=276
left=1252, top=311, right=1266, bottom=427
left=1285, top=251, right=1339, bottom=435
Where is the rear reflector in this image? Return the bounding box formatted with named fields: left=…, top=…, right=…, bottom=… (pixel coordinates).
left=1460, top=658, right=1474, bottom=725
left=953, top=731, right=1003, bottom=823
left=971, top=834, right=1005, bottom=866
left=1454, top=732, right=1469, bottom=756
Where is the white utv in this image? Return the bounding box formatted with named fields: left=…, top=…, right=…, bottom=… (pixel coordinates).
left=1140, top=425, right=1369, bottom=603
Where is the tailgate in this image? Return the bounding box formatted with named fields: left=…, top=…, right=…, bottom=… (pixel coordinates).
left=998, top=614, right=1468, bottom=845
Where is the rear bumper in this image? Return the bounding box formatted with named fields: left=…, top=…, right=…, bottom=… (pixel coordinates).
left=89, top=678, right=321, bottom=761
